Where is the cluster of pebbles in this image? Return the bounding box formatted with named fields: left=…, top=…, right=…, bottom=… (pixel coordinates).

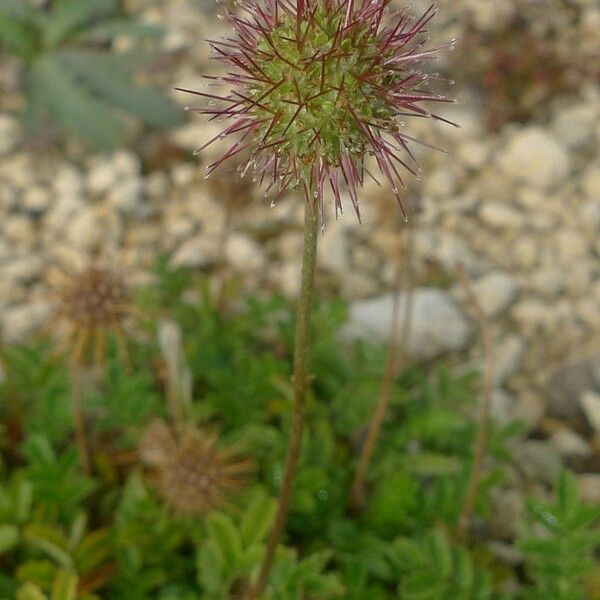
left=0, top=0, right=599, bottom=525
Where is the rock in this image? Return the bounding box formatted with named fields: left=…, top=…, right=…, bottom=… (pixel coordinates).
left=87, top=159, right=119, bottom=195
left=489, top=488, right=524, bottom=540
left=581, top=165, right=600, bottom=199
left=497, top=127, right=570, bottom=191
left=493, top=335, right=526, bottom=385
left=2, top=216, right=35, bottom=245
left=112, top=149, right=141, bottom=177
left=318, top=228, right=349, bottom=273
left=577, top=474, right=600, bottom=504
left=479, top=203, right=523, bottom=229
left=1, top=254, right=43, bottom=284
left=550, top=428, right=591, bottom=458
left=514, top=440, right=562, bottom=485
left=107, top=177, right=145, bottom=214
left=0, top=114, right=20, bottom=156
left=278, top=261, right=302, bottom=297
left=170, top=235, right=219, bottom=269
left=53, top=165, right=84, bottom=199
left=423, top=166, right=457, bottom=198
left=580, top=390, right=600, bottom=433
left=490, top=388, right=515, bottom=425
left=22, top=185, right=51, bottom=215
left=552, top=104, right=598, bottom=148
left=225, top=234, right=265, bottom=271
left=0, top=301, right=54, bottom=344
left=547, top=356, right=600, bottom=421
left=458, top=139, right=491, bottom=170
left=67, top=208, right=104, bottom=250
left=468, top=271, right=518, bottom=318
left=344, top=288, right=472, bottom=360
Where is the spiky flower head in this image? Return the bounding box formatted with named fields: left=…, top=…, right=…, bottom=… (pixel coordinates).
left=178, top=0, right=455, bottom=223
left=139, top=419, right=253, bottom=515
left=50, top=262, right=133, bottom=367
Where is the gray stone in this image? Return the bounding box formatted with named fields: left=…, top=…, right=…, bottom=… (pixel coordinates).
left=225, top=234, right=265, bottom=271
left=580, top=390, right=600, bottom=433
left=344, top=288, right=472, bottom=360
left=497, top=127, right=570, bottom=191
left=489, top=488, right=524, bottom=540
left=550, top=428, right=592, bottom=458
left=469, top=271, right=518, bottom=318
left=547, top=355, right=600, bottom=421
left=107, top=177, right=144, bottom=214
left=170, top=235, right=219, bottom=269
left=514, top=440, right=562, bottom=485
left=552, top=104, right=598, bottom=148
left=494, top=334, right=526, bottom=385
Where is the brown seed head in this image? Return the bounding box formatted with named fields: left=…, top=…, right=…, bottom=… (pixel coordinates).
left=139, top=419, right=253, bottom=515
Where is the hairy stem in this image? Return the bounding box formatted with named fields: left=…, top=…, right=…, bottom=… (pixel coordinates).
left=246, top=195, right=319, bottom=600
left=350, top=224, right=413, bottom=509
left=456, top=263, right=494, bottom=542
left=70, top=365, right=91, bottom=475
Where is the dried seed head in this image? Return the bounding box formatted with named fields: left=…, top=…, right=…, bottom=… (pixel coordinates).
left=50, top=262, right=133, bottom=367
left=179, top=0, right=455, bottom=223
left=139, top=420, right=253, bottom=515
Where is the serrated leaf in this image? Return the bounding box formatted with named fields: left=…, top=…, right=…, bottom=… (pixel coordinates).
left=240, top=492, right=276, bottom=547
left=50, top=571, right=77, bottom=600
left=43, top=0, right=118, bottom=48
left=0, top=524, right=19, bottom=555
left=31, top=54, right=123, bottom=148
left=57, top=50, right=182, bottom=128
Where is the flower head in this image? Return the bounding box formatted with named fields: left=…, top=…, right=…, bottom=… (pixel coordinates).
left=139, top=419, right=253, bottom=515
left=50, top=261, right=133, bottom=367
left=178, top=0, right=455, bottom=223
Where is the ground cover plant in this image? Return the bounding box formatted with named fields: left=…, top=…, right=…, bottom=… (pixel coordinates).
left=0, top=262, right=598, bottom=599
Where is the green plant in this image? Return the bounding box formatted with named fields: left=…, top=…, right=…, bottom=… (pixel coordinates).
left=0, top=0, right=181, bottom=147
left=390, top=529, right=492, bottom=599
left=519, top=471, right=600, bottom=600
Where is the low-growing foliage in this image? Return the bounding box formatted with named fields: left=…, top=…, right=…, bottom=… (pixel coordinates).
left=0, top=262, right=597, bottom=598
left=0, top=0, right=181, bottom=147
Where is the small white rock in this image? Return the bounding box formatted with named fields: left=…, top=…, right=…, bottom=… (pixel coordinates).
left=225, top=234, right=265, bottom=271
left=479, top=203, right=523, bottom=229
left=170, top=235, right=219, bottom=269
left=469, top=271, right=518, bottom=318
left=1, top=302, right=54, bottom=344
left=497, top=127, right=570, bottom=191
left=0, top=114, right=20, bottom=156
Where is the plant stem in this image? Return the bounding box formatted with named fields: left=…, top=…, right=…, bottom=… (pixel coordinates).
left=456, top=263, right=494, bottom=542
left=349, top=224, right=413, bottom=509
left=70, top=365, right=91, bottom=475
left=246, top=195, right=319, bottom=600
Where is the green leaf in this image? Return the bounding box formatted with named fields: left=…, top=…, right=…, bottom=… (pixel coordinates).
left=57, top=50, right=182, bottom=128
left=23, top=525, right=73, bottom=569
left=240, top=492, right=276, bottom=547
left=43, top=0, right=118, bottom=48
left=196, top=540, right=224, bottom=594
left=0, top=524, right=19, bottom=555
left=50, top=571, right=77, bottom=600
left=206, top=512, right=242, bottom=571
left=31, top=54, right=123, bottom=148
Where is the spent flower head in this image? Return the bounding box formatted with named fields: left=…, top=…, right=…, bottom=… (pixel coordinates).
left=50, top=261, right=133, bottom=368
left=178, top=0, right=455, bottom=223
left=139, top=419, right=253, bottom=515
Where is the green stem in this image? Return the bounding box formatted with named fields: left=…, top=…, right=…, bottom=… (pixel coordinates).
left=246, top=195, right=319, bottom=600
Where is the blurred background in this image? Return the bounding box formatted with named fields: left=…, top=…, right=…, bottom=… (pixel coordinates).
left=0, top=0, right=599, bottom=498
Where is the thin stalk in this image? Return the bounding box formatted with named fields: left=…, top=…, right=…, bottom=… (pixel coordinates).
left=456, top=263, right=494, bottom=542
left=246, top=195, right=319, bottom=600
left=349, top=224, right=413, bottom=509
left=70, top=364, right=91, bottom=475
